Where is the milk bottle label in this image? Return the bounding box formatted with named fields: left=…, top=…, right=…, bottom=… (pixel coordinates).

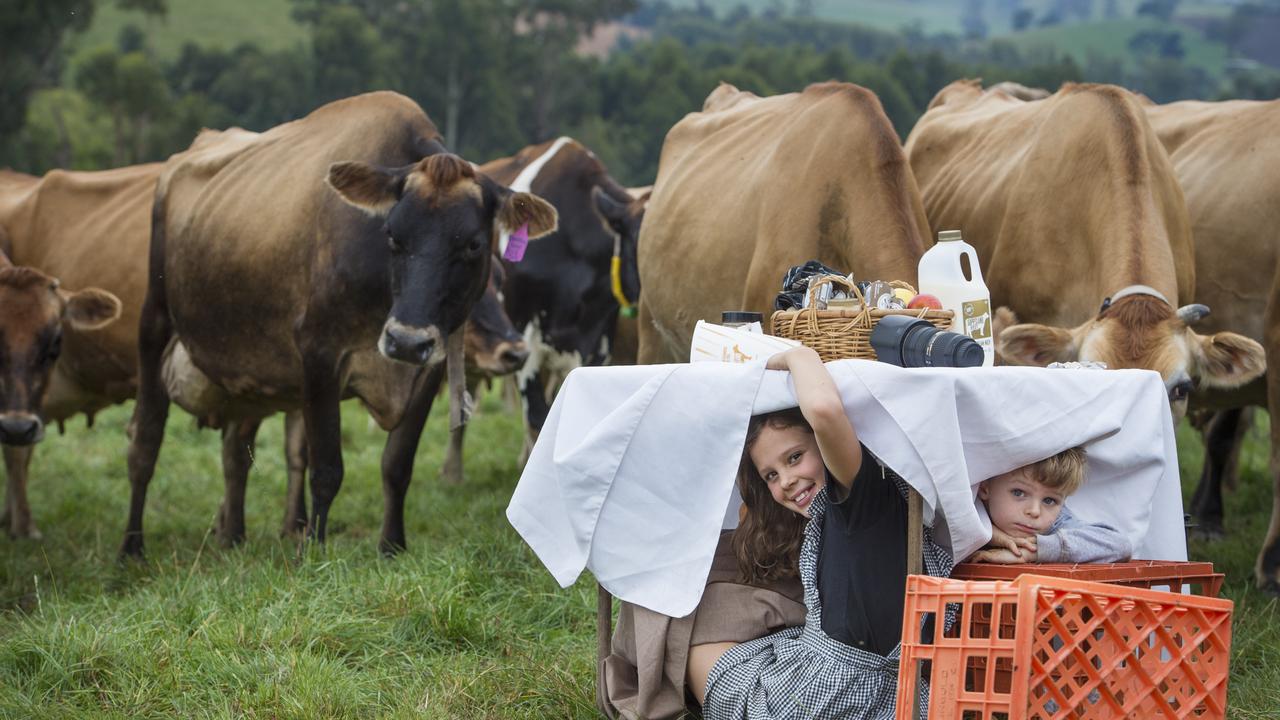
left=962, top=299, right=994, bottom=352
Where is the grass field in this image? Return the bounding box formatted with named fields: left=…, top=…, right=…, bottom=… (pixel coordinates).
left=1, top=389, right=1278, bottom=717
left=68, top=0, right=306, bottom=61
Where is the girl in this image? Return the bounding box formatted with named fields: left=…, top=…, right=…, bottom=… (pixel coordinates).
left=688, top=346, right=953, bottom=719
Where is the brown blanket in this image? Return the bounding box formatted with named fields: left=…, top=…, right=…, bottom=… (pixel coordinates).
left=599, top=531, right=806, bottom=719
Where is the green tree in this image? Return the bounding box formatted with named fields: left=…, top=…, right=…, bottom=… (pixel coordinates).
left=73, top=47, right=171, bottom=164
left=0, top=0, right=165, bottom=167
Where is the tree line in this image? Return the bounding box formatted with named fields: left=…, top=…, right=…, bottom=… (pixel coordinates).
left=3, top=0, right=1277, bottom=187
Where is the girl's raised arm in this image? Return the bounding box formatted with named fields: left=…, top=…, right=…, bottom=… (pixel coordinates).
left=766, top=347, right=862, bottom=488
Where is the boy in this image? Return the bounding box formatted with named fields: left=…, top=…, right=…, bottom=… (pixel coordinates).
left=970, top=446, right=1132, bottom=564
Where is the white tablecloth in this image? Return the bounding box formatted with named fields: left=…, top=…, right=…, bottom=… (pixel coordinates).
left=507, top=360, right=1185, bottom=617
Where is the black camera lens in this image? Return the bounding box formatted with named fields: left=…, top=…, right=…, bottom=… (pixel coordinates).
left=870, top=315, right=984, bottom=368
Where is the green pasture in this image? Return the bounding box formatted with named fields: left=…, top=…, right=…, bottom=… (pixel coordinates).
left=1, top=390, right=1278, bottom=718
left=1002, top=17, right=1231, bottom=78
left=69, top=0, right=306, bottom=62
left=671, top=0, right=1237, bottom=37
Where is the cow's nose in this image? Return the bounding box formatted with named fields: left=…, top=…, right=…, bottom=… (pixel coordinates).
left=501, top=346, right=530, bottom=370
left=0, top=414, right=43, bottom=446
left=382, top=327, right=435, bottom=365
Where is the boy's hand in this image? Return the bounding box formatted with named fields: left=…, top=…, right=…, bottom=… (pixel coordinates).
left=968, top=547, right=1036, bottom=564
left=990, top=526, right=1037, bottom=558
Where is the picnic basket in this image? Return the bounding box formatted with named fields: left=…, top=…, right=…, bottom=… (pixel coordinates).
left=769, top=275, right=954, bottom=363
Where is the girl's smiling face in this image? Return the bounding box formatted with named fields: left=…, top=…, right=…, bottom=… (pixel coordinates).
left=749, top=423, right=826, bottom=517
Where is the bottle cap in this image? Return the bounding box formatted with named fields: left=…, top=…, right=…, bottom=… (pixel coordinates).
left=721, top=311, right=763, bottom=325
left=938, top=230, right=963, bottom=242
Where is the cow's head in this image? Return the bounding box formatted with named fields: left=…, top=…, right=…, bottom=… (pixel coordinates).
left=327, top=153, right=556, bottom=366
left=998, top=288, right=1265, bottom=417
left=0, top=257, right=121, bottom=445
left=591, top=186, right=648, bottom=306
left=464, top=257, right=528, bottom=377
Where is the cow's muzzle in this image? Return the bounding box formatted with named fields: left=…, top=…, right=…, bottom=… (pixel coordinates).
left=379, top=320, right=444, bottom=366
left=0, top=412, right=44, bottom=446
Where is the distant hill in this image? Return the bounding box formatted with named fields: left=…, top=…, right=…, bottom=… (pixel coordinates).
left=68, top=0, right=307, bottom=60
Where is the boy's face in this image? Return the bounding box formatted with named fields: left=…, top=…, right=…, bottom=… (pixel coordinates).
left=979, top=468, right=1065, bottom=538
left=750, top=424, right=825, bottom=517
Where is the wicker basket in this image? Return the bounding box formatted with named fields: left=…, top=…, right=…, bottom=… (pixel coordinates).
left=770, top=276, right=954, bottom=362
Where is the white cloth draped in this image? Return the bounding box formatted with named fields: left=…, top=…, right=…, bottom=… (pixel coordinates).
left=507, top=360, right=1186, bottom=618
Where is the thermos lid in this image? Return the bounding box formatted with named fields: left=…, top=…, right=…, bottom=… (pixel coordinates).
left=938, top=230, right=963, bottom=242
left=722, top=311, right=763, bottom=324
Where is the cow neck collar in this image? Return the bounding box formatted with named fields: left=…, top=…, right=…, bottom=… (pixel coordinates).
left=1098, top=284, right=1169, bottom=316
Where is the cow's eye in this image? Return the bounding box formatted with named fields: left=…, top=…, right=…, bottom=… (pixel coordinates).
left=467, top=234, right=487, bottom=256
left=1170, top=379, right=1193, bottom=402
left=386, top=233, right=404, bottom=253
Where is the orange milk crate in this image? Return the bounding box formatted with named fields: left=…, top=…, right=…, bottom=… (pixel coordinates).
left=950, top=560, right=1225, bottom=598
left=895, top=573, right=1234, bottom=719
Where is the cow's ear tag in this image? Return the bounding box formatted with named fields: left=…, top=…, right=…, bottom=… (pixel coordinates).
left=503, top=223, right=529, bottom=262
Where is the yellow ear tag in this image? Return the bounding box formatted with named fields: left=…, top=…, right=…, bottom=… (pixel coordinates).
left=611, top=255, right=635, bottom=317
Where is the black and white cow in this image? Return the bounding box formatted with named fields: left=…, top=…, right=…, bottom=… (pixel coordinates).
left=437, top=138, right=643, bottom=480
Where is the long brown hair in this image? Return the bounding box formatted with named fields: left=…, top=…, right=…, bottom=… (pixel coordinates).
left=732, top=407, right=811, bottom=585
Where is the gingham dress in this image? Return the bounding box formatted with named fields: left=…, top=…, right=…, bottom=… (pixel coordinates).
left=703, top=474, right=953, bottom=720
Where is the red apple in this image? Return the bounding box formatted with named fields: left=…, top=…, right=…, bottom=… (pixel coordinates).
left=907, top=293, right=943, bottom=311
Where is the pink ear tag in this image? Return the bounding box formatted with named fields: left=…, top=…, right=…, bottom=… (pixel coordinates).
left=503, top=223, right=530, bottom=262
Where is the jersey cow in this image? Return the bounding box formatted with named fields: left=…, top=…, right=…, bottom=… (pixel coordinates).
left=1146, top=98, right=1280, bottom=592
left=126, top=92, right=556, bottom=557
left=0, top=167, right=146, bottom=538
left=637, top=81, right=932, bottom=364
left=904, top=81, right=1264, bottom=417
left=431, top=137, right=641, bottom=479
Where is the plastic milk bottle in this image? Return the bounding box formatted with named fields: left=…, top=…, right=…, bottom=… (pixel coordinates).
left=917, top=229, right=995, bottom=367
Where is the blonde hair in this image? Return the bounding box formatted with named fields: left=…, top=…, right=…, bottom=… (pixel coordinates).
left=1024, top=446, right=1087, bottom=496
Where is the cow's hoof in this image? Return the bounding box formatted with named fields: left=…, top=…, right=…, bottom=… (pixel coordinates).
left=5, top=525, right=42, bottom=541
left=119, top=535, right=145, bottom=560
left=279, top=521, right=306, bottom=538
left=378, top=538, right=406, bottom=557
left=438, top=467, right=464, bottom=485
left=1258, top=578, right=1280, bottom=598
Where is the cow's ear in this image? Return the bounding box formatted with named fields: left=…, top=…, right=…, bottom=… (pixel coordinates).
left=327, top=162, right=401, bottom=216
left=592, top=186, right=628, bottom=225
left=63, top=287, right=122, bottom=332
left=497, top=191, right=558, bottom=240
left=997, top=322, right=1079, bottom=366
left=1192, top=331, right=1265, bottom=389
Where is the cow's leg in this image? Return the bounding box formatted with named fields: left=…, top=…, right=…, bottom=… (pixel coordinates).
left=216, top=417, right=262, bottom=547
left=380, top=365, right=443, bottom=555
left=281, top=410, right=309, bottom=536
left=1190, top=408, right=1244, bottom=539
left=1259, top=423, right=1280, bottom=595
left=1257, top=298, right=1280, bottom=594
left=3, top=445, right=39, bottom=539
left=439, top=375, right=477, bottom=485
left=122, top=284, right=173, bottom=559
left=518, top=370, right=551, bottom=467
left=1222, top=407, right=1253, bottom=493
left=301, top=354, right=343, bottom=545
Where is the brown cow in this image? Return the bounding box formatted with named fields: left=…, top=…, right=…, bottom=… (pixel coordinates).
left=904, top=80, right=1264, bottom=416
left=126, top=92, right=556, bottom=557
left=637, top=82, right=932, bottom=364
left=0, top=168, right=146, bottom=538
left=1146, top=98, right=1280, bottom=592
